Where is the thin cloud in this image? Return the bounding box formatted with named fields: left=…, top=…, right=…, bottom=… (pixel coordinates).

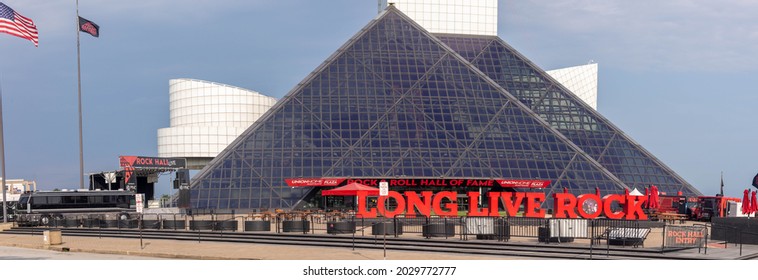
left=7, top=1, right=264, bottom=38
left=503, top=0, right=758, bottom=72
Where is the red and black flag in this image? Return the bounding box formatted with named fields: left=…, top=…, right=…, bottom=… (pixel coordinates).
left=78, top=16, right=99, bottom=37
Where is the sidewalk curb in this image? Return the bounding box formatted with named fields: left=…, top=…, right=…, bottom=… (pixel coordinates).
left=0, top=240, right=255, bottom=260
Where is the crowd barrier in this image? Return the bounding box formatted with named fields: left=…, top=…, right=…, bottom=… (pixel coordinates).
left=18, top=211, right=758, bottom=257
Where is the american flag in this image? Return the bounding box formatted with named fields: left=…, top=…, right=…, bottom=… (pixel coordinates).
left=0, top=2, right=38, bottom=47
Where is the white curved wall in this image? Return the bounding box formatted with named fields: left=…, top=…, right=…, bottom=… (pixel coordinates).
left=546, top=63, right=598, bottom=110
left=158, top=79, right=277, bottom=160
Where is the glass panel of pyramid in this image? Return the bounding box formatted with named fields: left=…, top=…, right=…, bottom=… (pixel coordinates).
left=437, top=34, right=701, bottom=197
left=188, top=7, right=635, bottom=210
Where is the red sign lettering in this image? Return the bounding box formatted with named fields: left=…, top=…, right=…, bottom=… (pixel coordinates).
left=405, top=191, right=433, bottom=218
left=432, top=191, right=457, bottom=217
left=467, top=191, right=489, bottom=216
left=355, top=191, right=649, bottom=220
left=603, top=194, right=626, bottom=219
left=501, top=192, right=525, bottom=216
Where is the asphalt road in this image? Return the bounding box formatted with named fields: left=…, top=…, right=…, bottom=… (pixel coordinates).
left=0, top=246, right=165, bottom=260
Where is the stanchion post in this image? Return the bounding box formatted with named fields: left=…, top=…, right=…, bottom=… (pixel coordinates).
left=496, top=217, right=500, bottom=242
left=139, top=214, right=143, bottom=249
left=606, top=229, right=610, bottom=257
left=704, top=228, right=708, bottom=255
left=661, top=224, right=665, bottom=254
left=425, top=216, right=430, bottom=239
left=723, top=226, right=728, bottom=248
left=697, top=226, right=708, bottom=254
left=393, top=216, right=398, bottom=238
left=589, top=220, right=593, bottom=259
left=352, top=217, right=356, bottom=251
left=383, top=213, right=387, bottom=260
left=460, top=217, right=464, bottom=241
left=196, top=216, right=201, bottom=243
left=444, top=217, right=448, bottom=240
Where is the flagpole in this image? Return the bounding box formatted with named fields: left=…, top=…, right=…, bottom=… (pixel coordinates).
left=0, top=72, right=7, bottom=223
left=76, top=0, right=85, bottom=190
left=0, top=3, right=39, bottom=224
left=720, top=171, right=724, bottom=197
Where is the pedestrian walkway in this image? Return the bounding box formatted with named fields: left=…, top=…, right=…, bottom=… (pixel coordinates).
left=0, top=231, right=528, bottom=260
left=1, top=223, right=756, bottom=260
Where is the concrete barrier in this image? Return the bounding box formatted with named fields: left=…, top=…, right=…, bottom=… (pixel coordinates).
left=43, top=229, right=62, bottom=245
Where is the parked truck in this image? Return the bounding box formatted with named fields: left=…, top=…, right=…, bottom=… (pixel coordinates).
left=688, top=195, right=741, bottom=221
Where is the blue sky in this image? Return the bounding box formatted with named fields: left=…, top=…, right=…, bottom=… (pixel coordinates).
left=0, top=1, right=755, bottom=198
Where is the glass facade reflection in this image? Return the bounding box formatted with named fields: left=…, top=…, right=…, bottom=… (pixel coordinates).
left=187, top=7, right=699, bottom=211
left=437, top=34, right=701, bottom=198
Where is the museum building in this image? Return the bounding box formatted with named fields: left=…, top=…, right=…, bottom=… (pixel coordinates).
left=184, top=6, right=701, bottom=211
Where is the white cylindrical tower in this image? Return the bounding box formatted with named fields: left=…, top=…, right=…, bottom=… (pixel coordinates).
left=157, top=79, right=277, bottom=169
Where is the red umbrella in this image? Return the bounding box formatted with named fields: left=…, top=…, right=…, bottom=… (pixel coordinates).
left=649, top=185, right=660, bottom=210
left=742, top=189, right=750, bottom=215
left=655, top=186, right=661, bottom=209
left=751, top=191, right=758, bottom=215
left=563, top=187, right=568, bottom=194
left=321, top=182, right=380, bottom=196
left=595, top=187, right=601, bottom=197
left=625, top=188, right=630, bottom=196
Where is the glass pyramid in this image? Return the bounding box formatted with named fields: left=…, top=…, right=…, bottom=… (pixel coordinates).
left=437, top=34, right=701, bottom=197
left=188, top=7, right=694, bottom=211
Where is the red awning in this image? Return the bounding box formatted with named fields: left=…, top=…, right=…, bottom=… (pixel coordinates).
left=321, top=182, right=380, bottom=196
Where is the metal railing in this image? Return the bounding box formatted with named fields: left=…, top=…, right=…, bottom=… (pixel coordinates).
left=28, top=212, right=758, bottom=255
left=704, top=222, right=758, bottom=257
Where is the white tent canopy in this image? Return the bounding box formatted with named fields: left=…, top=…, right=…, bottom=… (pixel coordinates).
left=629, top=188, right=644, bottom=196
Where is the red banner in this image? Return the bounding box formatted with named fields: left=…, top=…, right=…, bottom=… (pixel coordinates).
left=284, top=178, right=346, bottom=187
left=119, top=155, right=186, bottom=169
left=495, top=179, right=551, bottom=188
left=285, top=177, right=550, bottom=188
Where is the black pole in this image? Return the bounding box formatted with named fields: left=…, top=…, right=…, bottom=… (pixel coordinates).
left=393, top=216, right=397, bottom=238
left=606, top=229, right=610, bottom=257
left=139, top=214, right=143, bottom=249
left=697, top=226, right=708, bottom=254
left=0, top=79, right=6, bottom=223
left=195, top=215, right=200, bottom=243
left=704, top=229, right=708, bottom=255
left=444, top=217, right=448, bottom=240
left=589, top=220, right=593, bottom=259
left=724, top=226, right=728, bottom=248
left=76, top=0, right=85, bottom=191
left=352, top=216, right=355, bottom=251
left=661, top=224, right=665, bottom=253
left=460, top=217, right=464, bottom=241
